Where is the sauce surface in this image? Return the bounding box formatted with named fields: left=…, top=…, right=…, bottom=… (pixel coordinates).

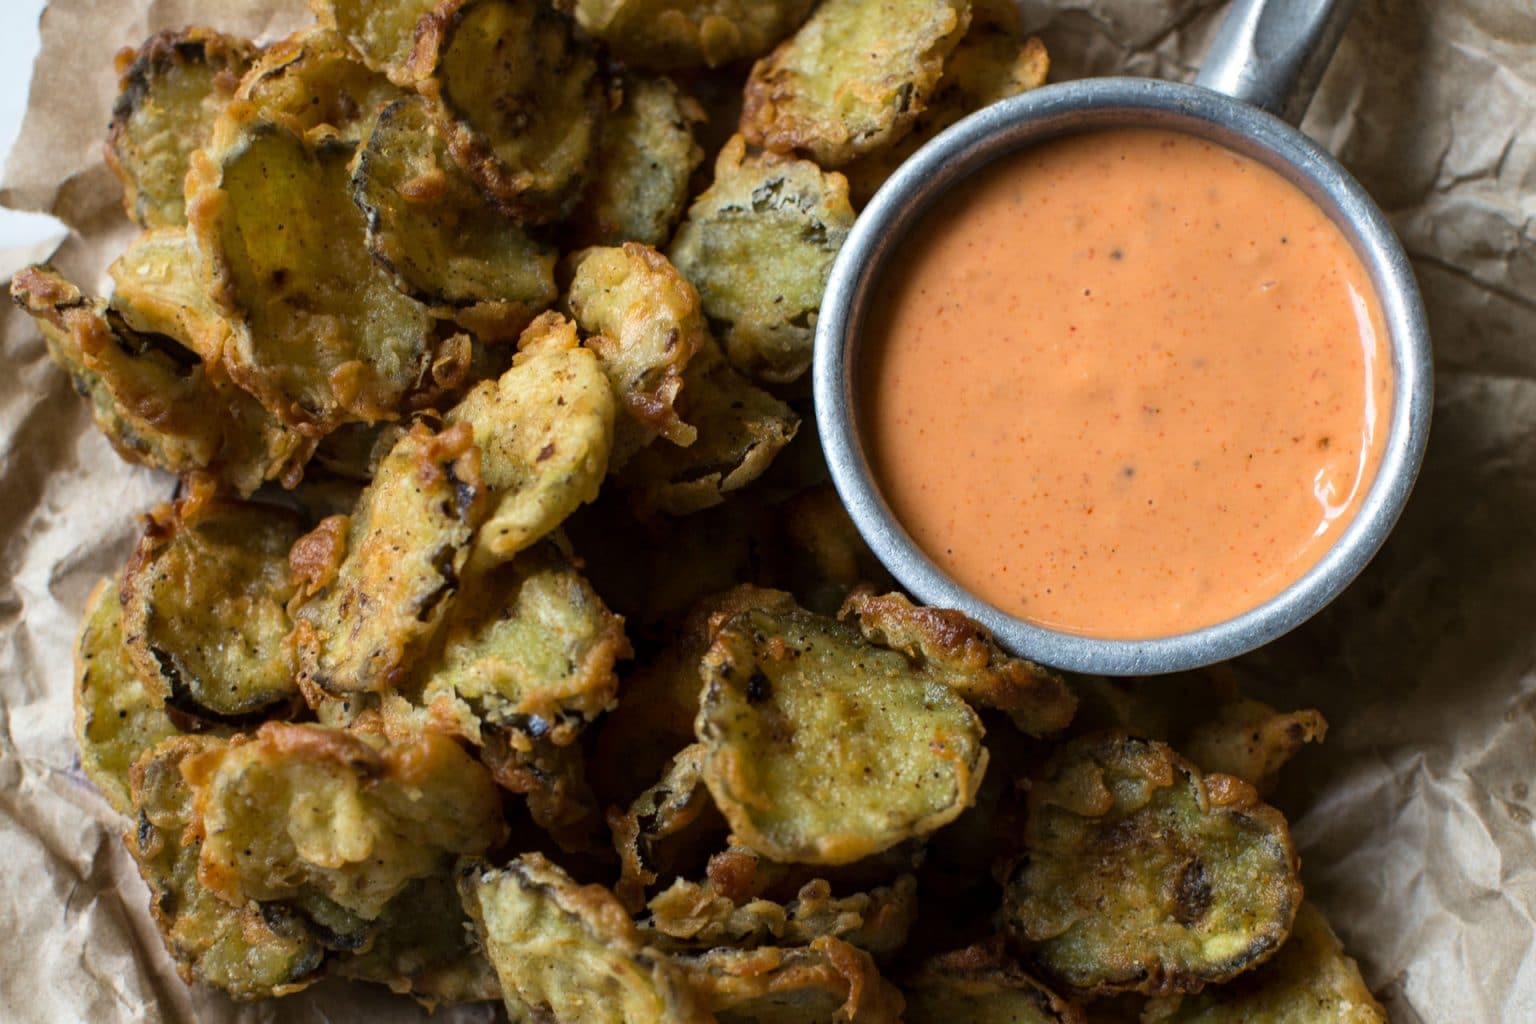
left=861, top=128, right=1392, bottom=639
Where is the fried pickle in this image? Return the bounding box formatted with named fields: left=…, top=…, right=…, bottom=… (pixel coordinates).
left=460, top=853, right=711, bottom=1023
left=740, top=0, right=971, bottom=167
left=678, top=936, right=906, bottom=1023
left=559, top=0, right=815, bottom=70
left=1181, top=700, right=1329, bottom=797
left=1003, top=733, right=1303, bottom=997
left=312, top=0, right=440, bottom=84
left=902, top=943, right=1086, bottom=1024
left=237, top=27, right=404, bottom=142
left=612, top=743, right=729, bottom=910
left=669, top=135, right=855, bottom=384
left=480, top=726, right=609, bottom=853
left=697, top=599, right=987, bottom=864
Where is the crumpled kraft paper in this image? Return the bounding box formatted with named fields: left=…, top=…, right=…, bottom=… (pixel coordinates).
left=0, top=0, right=1531, bottom=1020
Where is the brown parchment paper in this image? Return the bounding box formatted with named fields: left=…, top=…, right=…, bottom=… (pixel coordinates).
left=1, top=0, right=1531, bottom=1020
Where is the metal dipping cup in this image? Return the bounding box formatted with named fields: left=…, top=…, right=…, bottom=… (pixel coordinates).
left=814, top=0, right=1434, bottom=675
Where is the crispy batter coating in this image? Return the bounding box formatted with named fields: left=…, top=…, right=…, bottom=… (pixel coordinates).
left=902, top=943, right=1086, bottom=1023
left=185, top=722, right=505, bottom=920
left=669, top=135, right=855, bottom=383
left=740, top=0, right=971, bottom=167
left=1181, top=700, right=1328, bottom=797
left=74, top=578, right=185, bottom=814
left=612, top=743, right=728, bottom=911
left=127, top=736, right=327, bottom=999
left=446, top=315, right=615, bottom=563
left=645, top=873, right=918, bottom=959
left=1153, top=902, right=1387, bottom=1023
left=567, top=243, right=708, bottom=461
left=312, top=0, right=440, bottom=84
left=290, top=420, right=485, bottom=696
left=570, top=75, right=707, bottom=248
left=237, top=28, right=404, bottom=143
left=678, top=936, right=906, bottom=1023
left=697, top=601, right=987, bottom=864
left=1003, top=733, right=1302, bottom=997
left=460, top=853, right=711, bottom=1023
left=107, top=227, right=232, bottom=365
left=11, top=264, right=309, bottom=494
left=106, top=28, right=256, bottom=229
left=187, top=114, right=435, bottom=432
left=420, top=540, right=630, bottom=738
left=121, top=497, right=305, bottom=721
left=353, top=96, right=557, bottom=339
left=415, top=0, right=608, bottom=222
left=840, top=589, right=1076, bottom=737
left=558, top=0, right=815, bottom=70
left=843, top=26, right=1049, bottom=204
left=618, top=337, right=799, bottom=515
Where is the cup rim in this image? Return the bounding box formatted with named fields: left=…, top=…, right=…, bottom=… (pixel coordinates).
left=813, top=76, right=1433, bottom=676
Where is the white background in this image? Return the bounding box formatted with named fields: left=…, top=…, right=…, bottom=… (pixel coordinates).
left=0, top=0, right=67, bottom=271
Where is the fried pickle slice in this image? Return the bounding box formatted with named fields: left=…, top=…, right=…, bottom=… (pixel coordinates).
left=740, top=0, right=971, bottom=167
left=237, top=28, right=404, bottom=143
left=312, top=0, right=440, bottom=84
left=107, top=227, right=233, bottom=365
left=290, top=419, right=484, bottom=696
left=106, top=28, right=256, bottom=229
left=446, top=315, right=615, bottom=563
left=567, top=243, right=708, bottom=461
left=419, top=540, right=629, bottom=738
left=353, top=96, right=557, bottom=339
left=678, top=936, right=905, bottom=1024
left=558, top=0, right=815, bottom=70
left=479, top=727, right=608, bottom=853
left=570, top=75, right=707, bottom=248
left=1002, top=733, right=1302, bottom=997
left=618, top=337, right=799, bottom=515
left=185, top=722, right=505, bottom=920
left=902, top=943, right=1086, bottom=1024
left=121, top=497, right=305, bottom=720
left=612, top=744, right=729, bottom=911
left=1181, top=700, right=1329, bottom=797
left=669, top=135, right=854, bottom=383
left=460, top=853, right=711, bottom=1023
left=74, top=578, right=185, bottom=814
left=188, top=114, right=434, bottom=432
left=843, top=24, right=1049, bottom=204
left=697, top=600, right=987, bottom=864
left=1153, top=902, right=1387, bottom=1023
left=335, top=869, right=502, bottom=1007
left=128, top=736, right=327, bottom=999
left=415, top=0, right=607, bottom=222
left=840, top=589, right=1076, bottom=737
left=11, top=265, right=307, bottom=494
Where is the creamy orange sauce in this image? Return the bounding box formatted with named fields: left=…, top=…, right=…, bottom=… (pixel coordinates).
left=861, top=128, right=1392, bottom=639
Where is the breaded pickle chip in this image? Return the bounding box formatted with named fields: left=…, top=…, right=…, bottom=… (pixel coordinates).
left=291, top=420, right=485, bottom=696
left=567, top=244, right=707, bottom=459
left=460, top=853, right=710, bottom=1023
left=1155, top=903, right=1387, bottom=1023
left=10, top=265, right=307, bottom=494
left=840, top=589, right=1076, bottom=737
left=612, top=744, right=728, bottom=910
left=121, top=498, right=305, bottom=720
left=128, top=736, right=326, bottom=998
left=336, top=870, right=502, bottom=1006
left=619, top=338, right=799, bottom=515
left=353, top=96, right=557, bottom=338
left=108, top=228, right=234, bottom=365
left=74, top=579, right=184, bottom=814
left=188, top=115, right=434, bottom=432
left=479, top=727, right=608, bottom=852
left=312, top=0, right=440, bottom=84
left=420, top=540, right=629, bottom=736
left=1003, top=734, right=1302, bottom=996
left=902, top=944, right=1086, bottom=1024
left=446, top=315, right=615, bottom=562
left=669, top=136, right=854, bottom=383
left=697, top=602, right=987, bottom=864
left=416, top=0, right=607, bottom=222
left=107, top=28, right=256, bottom=229
left=571, top=75, right=706, bottom=248
left=679, top=936, right=905, bottom=1023
left=740, top=0, right=971, bottom=167
left=558, top=0, right=815, bottom=70
left=843, top=26, right=1049, bottom=204
left=237, top=28, right=404, bottom=143
left=186, top=723, right=505, bottom=920
left=1182, top=700, right=1328, bottom=797
left=646, top=872, right=918, bottom=959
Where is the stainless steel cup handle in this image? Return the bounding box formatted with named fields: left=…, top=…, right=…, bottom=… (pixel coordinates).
left=1194, top=0, right=1359, bottom=124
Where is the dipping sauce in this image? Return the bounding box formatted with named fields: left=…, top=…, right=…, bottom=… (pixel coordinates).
left=861, top=128, right=1392, bottom=639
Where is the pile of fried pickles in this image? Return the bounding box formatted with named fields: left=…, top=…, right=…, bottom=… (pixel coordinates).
left=11, top=0, right=1391, bottom=1019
